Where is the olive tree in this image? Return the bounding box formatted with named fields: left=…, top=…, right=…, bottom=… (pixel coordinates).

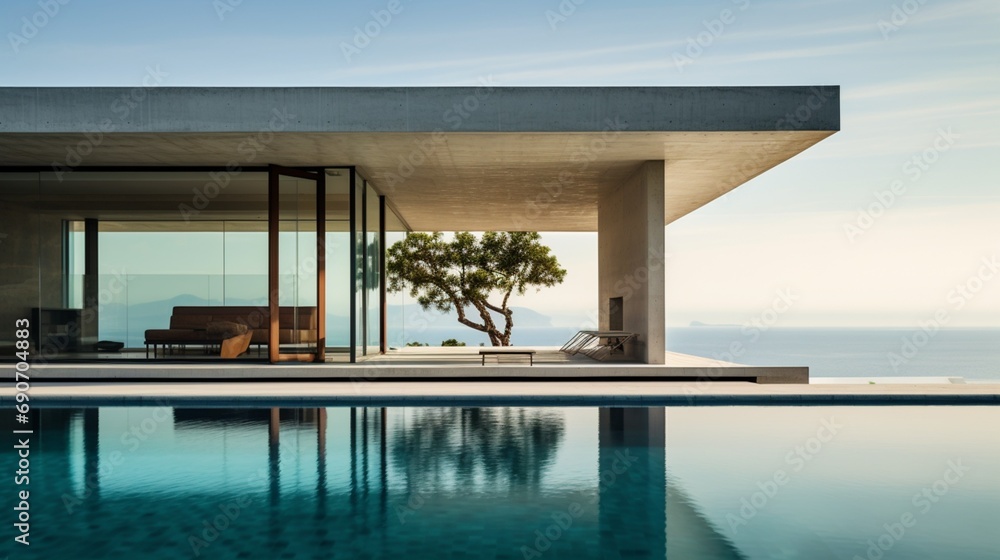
left=386, top=232, right=566, bottom=346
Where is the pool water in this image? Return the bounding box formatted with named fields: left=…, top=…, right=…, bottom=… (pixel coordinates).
left=3, top=406, right=998, bottom=559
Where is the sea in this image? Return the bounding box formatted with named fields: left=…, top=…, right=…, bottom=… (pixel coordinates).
left=393, top=326, right=1000, bottom=383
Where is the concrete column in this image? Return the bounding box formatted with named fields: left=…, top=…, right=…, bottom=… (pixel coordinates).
left=598, top=161, right=666, bottom=364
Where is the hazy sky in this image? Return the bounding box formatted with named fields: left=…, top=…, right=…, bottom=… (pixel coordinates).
left=3, top=0, right=998, bottom=326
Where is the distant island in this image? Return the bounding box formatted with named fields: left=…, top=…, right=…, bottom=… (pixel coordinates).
left=689, top=321, right=741, bottom=327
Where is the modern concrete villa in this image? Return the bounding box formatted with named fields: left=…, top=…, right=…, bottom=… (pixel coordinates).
left=0, top=86, right=840, bottom=382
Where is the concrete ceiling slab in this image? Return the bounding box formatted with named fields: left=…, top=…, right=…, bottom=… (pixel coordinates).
left=0, top=87, right=840, bottom=231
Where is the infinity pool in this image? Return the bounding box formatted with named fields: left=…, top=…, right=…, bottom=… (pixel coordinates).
left=4, top=406, right=998, bottom=559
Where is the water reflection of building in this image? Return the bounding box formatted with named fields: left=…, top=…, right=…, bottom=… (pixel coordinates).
left=599, top=408, right=667, bottom=558
left=33, top=406, right=749, bottom=558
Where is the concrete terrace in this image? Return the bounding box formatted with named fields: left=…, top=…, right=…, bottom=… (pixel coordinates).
left=26, top=347, right=807, bottom=383
left=5, top=380, right=998, bottom=407
left=13, top=349, right=998, bottom=406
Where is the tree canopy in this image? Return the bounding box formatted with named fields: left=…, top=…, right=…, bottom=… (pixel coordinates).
left=386, top=232, right=566, bottom=346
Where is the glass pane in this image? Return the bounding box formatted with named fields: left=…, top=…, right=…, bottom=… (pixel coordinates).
left=354, top=175, right=365, bottom=358
left=100, top=226, right=226, bottom=350
left=67, top=221, right=86, bottom=308
left=325, top=169, right=351, bottom=352
left=384, top=206, right=408, bottom=350
left=277, top=174, right=318, bottom=356
left=366, top=183, right=382, bottom=355
left=1, top=170, right=270, bottom=360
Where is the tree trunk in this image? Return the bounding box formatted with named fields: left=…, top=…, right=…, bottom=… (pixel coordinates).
left=471, top=301, right=505, bottom=346
left=452, top=298, right=515, bottom=347
left=500, top=309, right=513, bottom=346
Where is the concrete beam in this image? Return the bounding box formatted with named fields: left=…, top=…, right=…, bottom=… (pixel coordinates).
left=0, top=86, right=840, bottom=134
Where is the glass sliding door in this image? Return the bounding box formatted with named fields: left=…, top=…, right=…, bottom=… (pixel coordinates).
left=268, top=165, right=325, bottom=363
left=324, top=169, right=352, bottom=354
left=366, top=183, right=382, bottom=356
left=351, top=172, right=363, bottom=362
left=25, top=170, right=275, bottom=360
left=351, top=174, right=385, bottom=359
left=384, top=205, right=409, bottom=351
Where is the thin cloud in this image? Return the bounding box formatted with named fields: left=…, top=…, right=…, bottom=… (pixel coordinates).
left=679, top=39, right=884, bottom=67
left=326, top=40, right=683, bottom=80
left=845, top=74, right=999, bottom=101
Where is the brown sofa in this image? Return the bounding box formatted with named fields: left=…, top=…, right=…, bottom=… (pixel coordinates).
left=144, top=306, right=318, bottom=358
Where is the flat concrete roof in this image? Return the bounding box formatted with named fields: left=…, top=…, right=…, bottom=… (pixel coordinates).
left=0, top=86, right=840, bottom=230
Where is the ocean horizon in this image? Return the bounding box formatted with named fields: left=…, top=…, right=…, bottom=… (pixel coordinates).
left=390, top=326, right=1000, bottom=382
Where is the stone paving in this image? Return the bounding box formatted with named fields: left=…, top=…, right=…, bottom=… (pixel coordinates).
left=5, top=379, right=998, bottom=407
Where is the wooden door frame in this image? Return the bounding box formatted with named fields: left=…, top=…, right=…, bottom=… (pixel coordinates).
left=268, top=164, right=325, bottom=363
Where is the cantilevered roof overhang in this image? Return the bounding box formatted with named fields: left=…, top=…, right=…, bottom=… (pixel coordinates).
left=0, top=86, right=839, bottom=231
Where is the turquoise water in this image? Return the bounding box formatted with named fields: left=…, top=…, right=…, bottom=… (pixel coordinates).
left=3, top=406, right=998, bottom=559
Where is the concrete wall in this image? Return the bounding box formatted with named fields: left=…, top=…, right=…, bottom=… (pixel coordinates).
left=598, top=161, right=666, bottom=364
left=0, top=202, right=40, bottom=347
left=0, top=197, right=63, bottom=348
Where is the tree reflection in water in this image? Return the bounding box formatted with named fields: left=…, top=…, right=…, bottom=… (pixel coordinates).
left=392, top=408, right=565, bottom=493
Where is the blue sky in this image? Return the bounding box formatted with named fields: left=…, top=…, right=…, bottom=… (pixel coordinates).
left=3, top=0, right=999, bottom=326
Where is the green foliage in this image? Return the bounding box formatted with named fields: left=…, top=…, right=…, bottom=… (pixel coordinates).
left=441, top=338, right=466, bottom=347
left=405, top=341, right=429, bottom=347
left=387, top=231, right=566, bottom=346
left=355, top=237, right=381, bottom=291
